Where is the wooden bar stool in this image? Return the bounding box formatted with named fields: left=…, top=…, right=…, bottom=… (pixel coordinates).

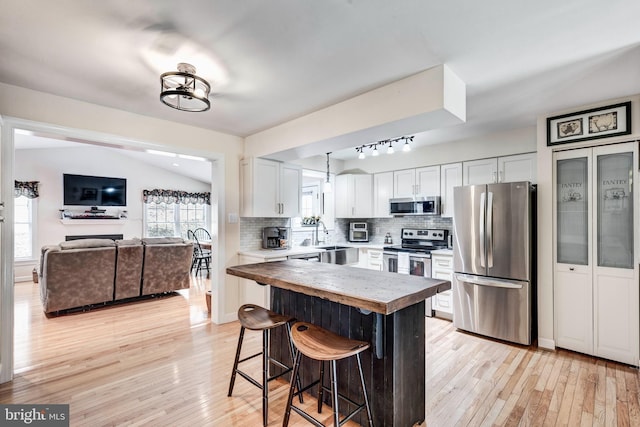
left=227, top=304, right=301, bottom=427
left=283, top=322, right=374, bottom=427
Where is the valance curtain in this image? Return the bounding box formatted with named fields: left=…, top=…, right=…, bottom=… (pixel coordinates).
left=15, top=181, right=39, bottom=199
left=142, top=189, right=210, bottom=205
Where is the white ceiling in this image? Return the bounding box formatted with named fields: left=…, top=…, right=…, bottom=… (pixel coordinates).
left=2, top=0, right=640, bottom=161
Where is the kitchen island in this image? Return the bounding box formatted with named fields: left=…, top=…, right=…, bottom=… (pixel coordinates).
left=227, top=260, right=451, bottom=426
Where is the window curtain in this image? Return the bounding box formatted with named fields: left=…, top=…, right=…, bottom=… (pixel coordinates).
left=142, top=189, right=210, bottom=205
left=14, top=181, right=39, bottom=199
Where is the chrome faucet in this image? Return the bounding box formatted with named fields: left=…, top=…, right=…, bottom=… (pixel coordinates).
left=313, top=220, right=328, bottom=246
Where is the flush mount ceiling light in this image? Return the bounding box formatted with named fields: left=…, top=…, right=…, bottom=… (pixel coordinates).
left=160, top=63, right=211, bottom=112
left=355, top=136, right=414, bottom=159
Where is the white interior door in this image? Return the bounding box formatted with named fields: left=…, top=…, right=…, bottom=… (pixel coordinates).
left=553, top=142, right=639, bottom=366
left=553, top=148, right=593, bottom=355
left=592, top=142, right=638, bottom=365
left=0, top=116, right=15, bottom=384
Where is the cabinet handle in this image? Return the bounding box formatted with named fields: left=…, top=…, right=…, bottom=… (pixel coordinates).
left=492, top=171, right=497, bottom=183
left=569, top=267, right=575, bottom=271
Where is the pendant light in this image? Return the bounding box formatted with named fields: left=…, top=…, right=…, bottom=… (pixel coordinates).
left=323, top=152, right=332, bottom=193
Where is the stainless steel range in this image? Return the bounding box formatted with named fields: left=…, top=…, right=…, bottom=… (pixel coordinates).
left=383, top=228, right=449, bottom=317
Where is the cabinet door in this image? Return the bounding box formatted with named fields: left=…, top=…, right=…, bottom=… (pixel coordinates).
left=592, top=143, right=638, bottom=365
left=280, top=163, right=302, bottom=217
left=334, top=175, right=351, bottom=218
left=415, top=166, right=440, bottom=196
left=554, top=149, right=593, bottom=354
left=373, top=172, right=393, bottom=217
left=393, top=169, right=416, bottom=198
left=239, top=255, right=273, bottom=307
left=353, top=174, right=373, bottom=218
left=498, top=153, right=537, bottom=183
left=252, top=158, right=280, bottom=216
left=440, top=163, right=462, bottom=218
left=463, top=158, right=498, bottom=185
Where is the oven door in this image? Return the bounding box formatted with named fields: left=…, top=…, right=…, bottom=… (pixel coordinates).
left=409, top=254, right=433, bottom=316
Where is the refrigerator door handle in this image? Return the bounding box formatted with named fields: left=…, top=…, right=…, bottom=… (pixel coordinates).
left=455, top=273, right=525, bottom=289
left=486, top=191, right=494, bottom=268
left=479, top=192, right=486, bottom=268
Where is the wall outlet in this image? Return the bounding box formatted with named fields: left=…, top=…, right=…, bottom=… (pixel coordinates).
left=375, top=227, right=380, bottom=234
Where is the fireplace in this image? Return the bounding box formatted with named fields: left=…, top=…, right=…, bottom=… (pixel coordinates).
left=65, top=234, right=124, bottom=241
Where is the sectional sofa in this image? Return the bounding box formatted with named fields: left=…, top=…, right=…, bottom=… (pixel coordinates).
left=39, top=237, right=194, bottom=314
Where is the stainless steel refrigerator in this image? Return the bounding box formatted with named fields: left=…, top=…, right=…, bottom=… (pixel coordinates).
left=452, top=181, right=535, bottom=345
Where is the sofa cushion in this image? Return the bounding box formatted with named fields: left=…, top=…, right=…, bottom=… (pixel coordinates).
left=116, top=238, right=142, bottom=246
left=142, top=237, right=185, bottom=245
left=59, top=238, right=116, bottom=250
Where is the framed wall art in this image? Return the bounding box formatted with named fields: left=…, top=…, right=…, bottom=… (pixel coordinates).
left=547, top=101, right=631, bottom=146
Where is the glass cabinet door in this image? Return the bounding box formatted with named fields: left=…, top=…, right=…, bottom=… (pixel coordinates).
left=557, top=157, right=589, bottom=265
left=596, top=151, right=633, bottom=269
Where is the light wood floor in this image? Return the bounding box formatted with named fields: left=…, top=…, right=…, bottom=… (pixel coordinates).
left=2, top=278, right=639, bottom=426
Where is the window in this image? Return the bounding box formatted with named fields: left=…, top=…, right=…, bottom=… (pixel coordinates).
left=301, top=185, right=320, bottom=218
left=15, top=196, right=37, bottom=259
left=143, top=202, right=209, bottom=238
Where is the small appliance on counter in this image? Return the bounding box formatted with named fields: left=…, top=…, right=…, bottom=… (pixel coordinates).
left=262, top=227, right=290, bottom=249
left=384, top=233, right=393, bottom=244
left=349, top=222, right=369, bottom=242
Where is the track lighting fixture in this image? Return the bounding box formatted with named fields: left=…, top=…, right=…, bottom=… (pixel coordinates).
left=355, top=136, right=414, bottom=159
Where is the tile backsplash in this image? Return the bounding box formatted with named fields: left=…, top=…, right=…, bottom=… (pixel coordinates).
left=335, top=217, right=452, bottom=244
left=240, top=216, right=452, bottom=250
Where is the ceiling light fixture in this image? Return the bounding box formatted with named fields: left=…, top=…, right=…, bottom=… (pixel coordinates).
left=355, top=136, right=413, bottom=159
left=387, top=141, right=394, bottom=155
left=160, top=63, right=211, bottom=112
left=323, top=152, right=332, bottom=193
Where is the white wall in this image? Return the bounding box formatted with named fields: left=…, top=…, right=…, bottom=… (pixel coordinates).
left=15, top=145, right=210, bottom=247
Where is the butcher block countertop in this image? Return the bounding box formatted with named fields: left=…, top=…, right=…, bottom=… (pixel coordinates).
left=227, top=259, right=451, bottom=315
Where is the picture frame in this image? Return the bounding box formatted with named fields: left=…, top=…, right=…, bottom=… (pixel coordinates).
left=547, top=101, right=631, bottom=146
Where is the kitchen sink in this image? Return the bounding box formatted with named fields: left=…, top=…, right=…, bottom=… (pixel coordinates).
left=317, top=246, right=359, bottom=265
left=315, top=245, right=351, bottom=250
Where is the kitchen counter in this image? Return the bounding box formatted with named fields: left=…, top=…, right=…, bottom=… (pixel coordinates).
left=227, top=259, right=450, bottom=315
left=238, top=242, right=385, bottom=259
left=227, top=260, right=450, bottom=426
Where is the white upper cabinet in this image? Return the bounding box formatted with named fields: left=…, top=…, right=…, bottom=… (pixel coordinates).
left=335, top=174, right=373, bottom=218
left=393, top=166, right=440, bottom=197
left=440, top=163, right=462, bottom=218
left=463, top=153, right=536, bottom=185
left=373, top=172, right=393, bottom=217
left=240, top=157, right=302, bottom=217
left=463, top=158, right=498, bottom=185
left=498, top=152, right=537, bottom=183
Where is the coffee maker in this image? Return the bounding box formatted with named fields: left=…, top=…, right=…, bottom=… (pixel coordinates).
left=262, top=227, right=290, bottom=249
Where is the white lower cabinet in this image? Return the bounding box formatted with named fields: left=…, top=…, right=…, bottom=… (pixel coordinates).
left=431, top=252, right=453, bottom=318
left=355, top=247, right=383, bottom=271
left=367, top=249, right=383, bottom=271
left=553, top=143, right=639, bottom=366
left=238, top=254, right=286, bottom=307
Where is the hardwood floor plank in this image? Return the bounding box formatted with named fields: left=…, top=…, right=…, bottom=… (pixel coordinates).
left=4, top=282, right=640, bottom=426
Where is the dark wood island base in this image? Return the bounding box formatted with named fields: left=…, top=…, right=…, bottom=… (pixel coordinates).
left=270, top=287, right=425, bottom=427
left=227, top=260, right=451, bottom=427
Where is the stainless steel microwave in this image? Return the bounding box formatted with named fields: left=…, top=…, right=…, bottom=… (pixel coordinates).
left=389, top=196, right=441, bottom=216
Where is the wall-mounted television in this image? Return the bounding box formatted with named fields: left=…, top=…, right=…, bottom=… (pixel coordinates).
left=63, top=174, right=127, bottom=207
